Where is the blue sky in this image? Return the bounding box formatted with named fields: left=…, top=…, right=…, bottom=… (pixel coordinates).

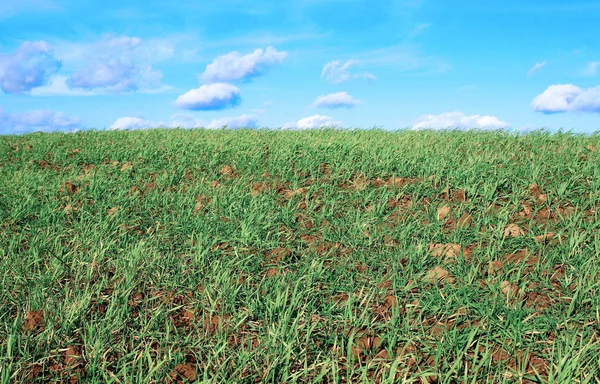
left=0, top=0, right=599, bottom=134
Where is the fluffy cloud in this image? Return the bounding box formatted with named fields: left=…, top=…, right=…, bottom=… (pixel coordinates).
left=311, top=92, right=362, bottom=108
left=109, top=116, right=153, bottom=130
left=282, top=114, right=342, bottom=130
left=531, top=84, right=600, bottom=114
left=0, top=107, right=81, bottom=134
left=109, top=113, right=257, bottom=130
left=321, top=60, right=376, bottom=84
left=200, top=46, right=287, bottom=83
left=174, top=83, right=242, bottom=111
left=66, top=35, right=163, bottom=93
left=527, top=61, right=547, bottom=77
left=109, top=113, right=204, bottom=130
left=0, top=41, right=61, bottom=94
left=206, top=114, right=258, bottom=129
left=411, top=111, right=510, bottom=130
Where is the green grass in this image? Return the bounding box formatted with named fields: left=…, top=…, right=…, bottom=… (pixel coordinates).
left=1, top=127, right=599, bottom=383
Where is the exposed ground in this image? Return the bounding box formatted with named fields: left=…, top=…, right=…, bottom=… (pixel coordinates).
left=1, top=128, right=599, bottom=383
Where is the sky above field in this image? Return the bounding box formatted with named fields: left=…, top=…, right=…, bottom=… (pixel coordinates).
left=0, top=0, right=599, bottom=134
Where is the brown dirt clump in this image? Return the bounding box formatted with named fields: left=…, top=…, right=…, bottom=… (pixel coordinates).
left=172, top=308, right=196, bottom=330
left=251, top=182, right=269, bottom=196
left=504, top=249, right=539, bottom=266
left=34, top=159, right=61, bottom=170
left=504, top=223, right=525, bottom=237
left=203, top=314, right=230, bottom=335
left=193, top=195, right=212, bottom=215
left=488, top=260, right=503, bottom=276
left=500, top=281, right=521, bottom=298
left=439, top=188, right=468, bottom=202
left=457, top=213, right=473, bottom=228
left=373, top=294, right=400, bottom=318
left=64, top=345, right=82, bottom=368
left=330, top=293, right=350, bottom=306
left=429, top=243, right=462, bottom=261
left=219, top=165, right=234, bottom=177
left=144, top=182, right=158, bottom=192
left=120, top=162, right=132, bottom=172
left=437, top=205, right=450, bottom=221
left=447, top=213, right=472, bottom=230
left=169, top=363, right=197, bottom=382
left=352, top=335, right=384, bottom=360
left=266, top=247, right=292, bottom=263
left=61, top=182, right=80, bottom=195
left=528, top=184, right=548, bottom=205
left=300, top=234, right=320, bottom=245
left=23, top=310, right=44, bottom=333
left=533, top=232, right=564, bottom=244
left=425, top=267, right=455, bottom=284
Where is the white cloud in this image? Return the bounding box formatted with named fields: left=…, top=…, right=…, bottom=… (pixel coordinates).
left=109, top=113, right=258, bottom=130
left=167, top=113, right=204, bottom=128
left=0, top=41, right=61, bottom=94
left=282, top=114, right=342, bottom=130
left=321, top=60, right=376, bottom=84
left=109, top=113, right=208, bottom=130
left=30, top=74, right=173, bottom=96
left=29, top=75, right=99, bottom=96
left=584, top=61, right=600, bottom=76
left=527, top=61, right=547, bottom=77
left=200, top=46, right=287, bottom=83
left=174, top=83, right=242, bottom=111
left=531, top=84, right=600, bottom=114
left=311, top=92, right=362, bottom=109
left=206, top=114, right=258, bottom=129
left=0, top=107, right=81, bottom=134
left=109, top=116, right=153, bottom=130
left=53, top=33, right=180, bottom=66
left=411, top=111, right=510, bottom=130
left=64, top=34, right=164, bottom=93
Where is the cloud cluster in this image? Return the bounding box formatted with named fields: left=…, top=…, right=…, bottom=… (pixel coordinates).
left=321, top=60, right=376, bottom=84
left=531, top=84, right=600, bottom=114
left=0, top=107, right=81, bottom=134
left=206, top=113, right=258, bottom=129
left=175, top=46, right=287, bottom=112
left=0, top=41, right=61, bottom=94
left=0, top=35, right=169, bottom=96
left=200, top=46, right=287, bottom=83
left=411, top=111, right=510, bottom=130
left=282, top=114, right=342, bottom=130
left=65, top=35, right=164, bottom=93
left=311, top=92, right=362, bottom=109
left=109, top=113, right=258, bottom=130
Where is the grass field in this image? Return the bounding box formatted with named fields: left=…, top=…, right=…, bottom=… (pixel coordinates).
left=1, top=127, right=599, bottom=383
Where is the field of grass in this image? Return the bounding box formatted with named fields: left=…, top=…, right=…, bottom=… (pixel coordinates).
left=1, top=127, right=599, bottom=383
